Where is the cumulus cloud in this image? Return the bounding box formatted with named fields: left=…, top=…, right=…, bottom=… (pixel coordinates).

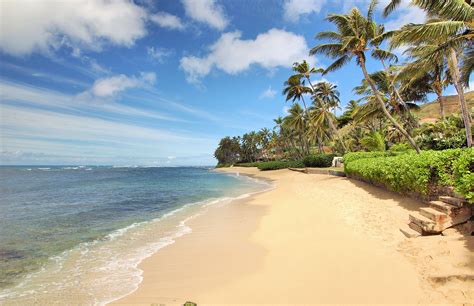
left=182, top=0, right=228, bottom=30
left=180, top=29, right=314, bottom=84
left=0, top=0, right=148, bottom=56
left=283, top=0, right=326, bottom=22
left=150, top=12, right=185, bottom=30
left=90, top=73, right=156, bottom=98
left=259, top=86, right=277, bottom=99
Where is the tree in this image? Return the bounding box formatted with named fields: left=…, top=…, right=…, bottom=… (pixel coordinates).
left=312, top=82, right=347, bottom=152
left=388, top=1, right=473, bottom=147
left=285, top=103, right=309, bottom=156
left=214, top=136, right=241, bottom=165
left=310, top=1, right=421, bottom=153
left=282, top=75, right=313, bottom=111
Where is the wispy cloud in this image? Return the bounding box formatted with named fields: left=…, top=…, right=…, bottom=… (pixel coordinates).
left=259, top=86, right=277, bottom=99
left=150, top=12, right=186, bottom=30
left=283, top=0, right=326, bottom=22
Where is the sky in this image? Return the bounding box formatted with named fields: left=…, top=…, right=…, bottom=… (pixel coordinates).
left=0, top=0, right=465, bottom=166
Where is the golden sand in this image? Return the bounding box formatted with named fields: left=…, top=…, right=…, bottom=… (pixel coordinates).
left=113, top=167, right=473, bottom=305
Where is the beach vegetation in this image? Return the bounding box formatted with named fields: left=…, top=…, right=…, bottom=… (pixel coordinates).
left=302, top=154, right=336, bottom=167
left=344, top=148, right=474, bottom=203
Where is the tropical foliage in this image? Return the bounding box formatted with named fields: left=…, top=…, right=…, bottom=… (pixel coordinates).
left=216, top=0, right=473, bottom=176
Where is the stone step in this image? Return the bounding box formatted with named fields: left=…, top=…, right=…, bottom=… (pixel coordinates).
left=408, top=221, right=424, bottom=234
left=439, top=196, right=466, bottom=207
left=429, top=200, right=457, bottom=214
left=409, top=212, right=440, bottom=234
left=400, top=225, right=421, bottom=238
left=420, top=207, right=448, bottom=223
left=438, top=186, right=466, bottom=199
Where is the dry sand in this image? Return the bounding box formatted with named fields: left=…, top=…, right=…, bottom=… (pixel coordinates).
left=113, top=167, right=473, bottom=305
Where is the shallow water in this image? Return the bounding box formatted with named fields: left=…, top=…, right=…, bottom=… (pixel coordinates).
left=0, top=166, right=268, bottom=304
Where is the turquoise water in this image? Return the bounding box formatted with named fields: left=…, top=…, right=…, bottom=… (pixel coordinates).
left=0, top=166, right=268, bottom=303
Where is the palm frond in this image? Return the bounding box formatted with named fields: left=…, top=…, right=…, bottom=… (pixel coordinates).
left=371, top=48, right=398, bottom=63
left=309, top=43, right=344, bottom=57
left=383, top=0, right=401, bottom=17
left=413, top=0, right=474, bottom=22
left=324, top=55, right=352, bottom=74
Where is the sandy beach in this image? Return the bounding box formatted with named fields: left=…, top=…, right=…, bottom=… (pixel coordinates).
left=114, top=167, right=474, bottom=305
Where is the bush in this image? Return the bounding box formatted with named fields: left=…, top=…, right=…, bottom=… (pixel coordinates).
left=343, top=151, right=394, bottom=166
left=235, top=162, right=261, bottom=167
left=389, top=143, right=411, bottom=152
left=257, top=160, right=304, bottom=171
left=303, top=154, right=336, bottom=167
left=344, top=148, right=474, bottom=203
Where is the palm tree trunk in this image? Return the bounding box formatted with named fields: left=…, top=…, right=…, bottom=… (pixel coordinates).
left=327, top=116, right=346, bottom=153
left=360, top=58, right=421, bottom=153
left=448, top=47, right=472, bottom=148
left=435, top=85, right=445, bottom=119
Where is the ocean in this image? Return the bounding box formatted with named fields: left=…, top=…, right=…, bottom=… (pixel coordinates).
left=0, top=166, right=269, bottom=304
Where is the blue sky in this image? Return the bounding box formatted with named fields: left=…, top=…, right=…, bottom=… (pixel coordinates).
left=0, top=0, right=457, bottom=166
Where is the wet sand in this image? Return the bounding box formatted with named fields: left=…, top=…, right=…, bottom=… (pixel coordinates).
left=114, top=167, right=473, bottom=305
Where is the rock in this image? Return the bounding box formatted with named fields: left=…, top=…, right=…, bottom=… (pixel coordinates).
left=441, top=221, right=474, bottom=236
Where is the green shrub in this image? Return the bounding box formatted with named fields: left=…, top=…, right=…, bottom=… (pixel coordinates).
left=303, top=154, right=336, bottom=167
left=344, top=148, right=474, bottom=203
left=389, top=143, right=411, bottom=152
left=215, top=163, right=232, bottom=168
left=257, top=160, right=304, bottom=171
left=343, top=151, right=394, bottom=166
left=235, top=162, right=261, bottom=167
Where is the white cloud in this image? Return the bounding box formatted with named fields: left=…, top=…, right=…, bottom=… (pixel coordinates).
left=147, top=47, right=173, bottom=63
left=259, top=86, right=277, bottom=99
left=90, top=73, right=156, bottom=97
left=150, top=12, right=185, bottom=30
left=0, top=0, right=147, bottom=56
left=283, top=0, right=326, bottom=22
left=180, top=29, right=315, bottom=84
left=182, top=0, right=228, bottom=30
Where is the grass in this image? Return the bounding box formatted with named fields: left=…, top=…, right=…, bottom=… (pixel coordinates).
left=414, top=91, right=474, bottom=120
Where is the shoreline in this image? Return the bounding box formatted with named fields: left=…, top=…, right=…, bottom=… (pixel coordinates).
left=114, top=167, right=473, bottom=305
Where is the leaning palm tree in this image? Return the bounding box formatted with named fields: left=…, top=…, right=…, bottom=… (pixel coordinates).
left=309, top=96, right=347, bottom=152
left=310, top=1, right=421, bottom=153
left=388, top=1, right=473, bottom=147
left=400, top=43, right=450, bottom=119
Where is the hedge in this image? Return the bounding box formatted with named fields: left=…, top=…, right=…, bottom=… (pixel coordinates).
left=303, top=154, right=336, bottom=168
left=257, top=160, right=305, bottom=171
left=344, top=149, right=473, bottom=203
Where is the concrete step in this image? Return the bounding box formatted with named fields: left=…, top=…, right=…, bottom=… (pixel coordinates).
left=409, top=212, right=440, bottom=234
left=400, top=225, right=421, bottom=238
left=439, top=196, right=466, bottom=207
left=420, top=207, right=448, bottom=223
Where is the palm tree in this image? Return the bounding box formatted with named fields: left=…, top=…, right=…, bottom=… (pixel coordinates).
left=309, top=96, right=347, bottom=152
left=285, top=103, right=309, bottom=156
left=282, top=75, right=313, bottom=111
left=313, top=81, right=341, bottom=114
left=292, top=60, right=324, bottom=91
left=388, top=1, right=473, bottom=147
left=400, top=42, right=450, bottom=119
left=310, top=1, right=421, bottom=153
